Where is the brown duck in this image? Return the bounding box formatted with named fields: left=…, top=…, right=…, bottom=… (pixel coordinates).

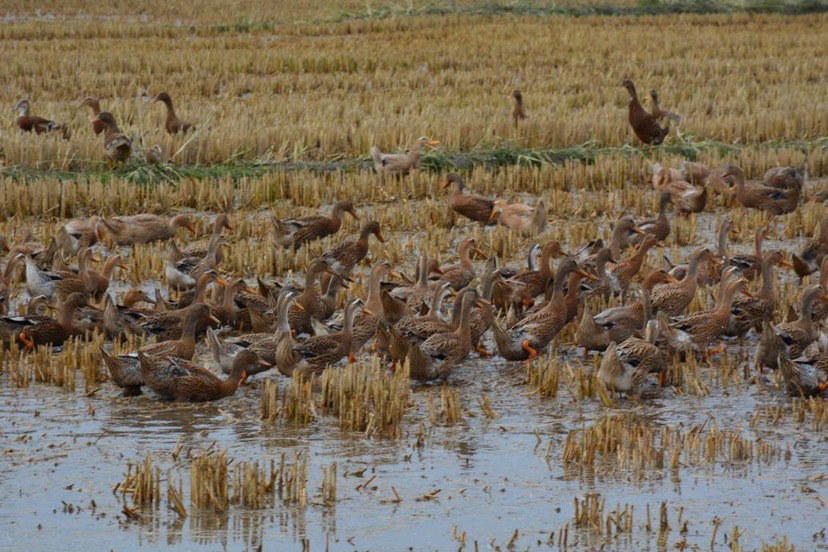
left=79, top=97, right=105, bottom=135
left=150, top=92, right=194, bottom=134
left=445, top=173, right=495, bottom=226
left=621, top=80, right=668, bottom=145
left=90, top=112, right=132, bottom=164
left=140, top=348, right=262, bottom=401
left=323, top=221, right=384, bottom=278
left=101, top=213, right=195, bottom=246
left=15, top=99, right=63, bottom=135
left=17, top=292, right=89, bottom=350
left=273, top=200, right=359, bottom=250
left=437, top=238, right=485, bottom=291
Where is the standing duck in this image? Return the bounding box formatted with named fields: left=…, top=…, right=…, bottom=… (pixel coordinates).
left=510, top=90, right=527, bottom=125
left=728, top=227, right=768, bottom=281
left=99, top=346, right=144, bottom=396
left=289, top=259, right=337, bottom=335
left=322, top=220, right=384, bottom=278
left=15, top=99, right=62, bottom=135
left=272, top=200, right=359, bottom=250
left=79, top=97, right=105, bottom=135
left=724, top=166, right=799, bottom=216
left=792, top=216, right=828, bottom=280
left=650, top=248, right=714, bottom=316
left=370, top=137, right=439, bottom=176
left=728, top=250, right=791, bottom=337
left=291, top=298, right=367, bottom=377
left=437, top=238, right=485, bottom=291
left=493, top=258, right=594, bottom=360
left=758, top=285, right=827, bottom=367
left=607, top=233, right=659, bottom=299
left=492, top=198, right=547, bottom=234
left=620, top=80, right=668, bottom=145
left=510, top=241, right=566, bottom=305
left=638, top=192, right=672, bottom=242
left=100, top=213, right=195, bottom=246
left=90, top=112, right=132, bottom=165
left=655, top=168, right=708, bottom=214
left=408, top=290, right=478, bottom=381
left=445, top=173, right=495, bottom=226
left=351, top=261, right=400, bottom=353
left=150, top=92, right=194, bottom=134
left=669, top=273, right=747, bottom=355
left=184, top=214, right=233, bottom=260
left=598, top=319, right=663, bottom=399
left=607, top=215, right=645, bottom=261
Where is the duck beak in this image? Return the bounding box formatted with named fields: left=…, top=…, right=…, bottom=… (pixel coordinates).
left=666, top=274, right=682, bottom=285
left=389, top=270, right=403, bottom=280
left=245, top=286, right=258, bottom=294
left=741, top=289, right=754, bottom=299
left=292, top=302, right=305, bottom=312
left=187, top=224, right=196, bottom=235
left=488, top=210, right=500, bottom=223
left=632, top=226, right=646, bottom=235
left=472, top=247, right=487, bottom=259
left=577, top=268, right=599, bottom=281
left=427, top=140, right=440, bottom=147
left=256, top=358, right=272, bottom=367
left=477, top=298, right=492, bottom=307
left=90, top=115, right=102, bottom=125
left=377, top=233, right=385, bottom=243
left=118, top=262, right=130, bottom=272
left=208, top=314, right=221, bottom=325
left=779, top=259, right=793, bottom=269
left=362, top=307, right=375, bottom=316
left=215, top=277, right=230, bottom=286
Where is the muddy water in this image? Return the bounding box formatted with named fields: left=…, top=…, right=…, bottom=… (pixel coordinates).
left=1, top=205, right=826, bottom=551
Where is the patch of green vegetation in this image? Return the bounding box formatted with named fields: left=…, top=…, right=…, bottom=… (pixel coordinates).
left=2, top=137, right=825, bottom=185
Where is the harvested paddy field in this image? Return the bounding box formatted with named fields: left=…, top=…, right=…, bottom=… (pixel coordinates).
left=1, top=1, right=827, bottom=551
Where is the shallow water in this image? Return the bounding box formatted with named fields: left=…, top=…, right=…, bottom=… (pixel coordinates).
left=2, top=196, right=827, bottom=551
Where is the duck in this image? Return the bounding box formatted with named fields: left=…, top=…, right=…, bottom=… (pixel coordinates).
left=351, top=261, right=400, bottom=353
left=606, top=233, right=659, bottom=298
left=637, top=192, right=672, bottom=242
left=90, top=112, right=132, bottom=164
left=651, top=248, right=714, bottom=316
left=211, top=278, right=255, bottom=329
left=100, top=213, right=195, bottom=246
left=79, top=97, right=105, bottom=135
left=387, top=282, right=456, bottom=363
left=145, top=144, right=163, bottom=164
left=86, top=253, right=129, bottom=301
left=174, top=269, right=227, bottom=309
left=150, top=92, right=194, bottom=134
left=99, top=347, right=143, bottom=396
left=140, top=303, right=220, bottom=360
left=54, top=215, right=104, bottom=256
left=471, top=270, right=499, bottom=355
left=492, top=258, right=593, bottom=361
left=15, top=99, right=62, bottom=135
left=290, top=298, right=367, bottom=377
left=581, top=272, right=674, bottom=351
left=139, top=298, right=218, bottom=342
left=510, top=90, right=527, bottom=124
left=728, top=227, right=768, bottom=281
left=437, top=238, right=485, bottom=291
left=289, top=258, right=337, bottom=335
left=791, top=216, right=828, bottom=279
left=655, top=168, right=707, bottom=214
left=598, top=319, right=663, bottom=399
left=370, top=137, right=439, bottom=176
left=445, top=173, right=495, bottom=226
left=184, top=214, right=233, bottom=260
left=778, top=354, right=828, bottom=397
left=763, top=165, right=805, bottom=191
left=273, top=200, right=359, bottom=250
left=390, top=255, right=434, bottom=314
left=139, top=349, right=263, bottom=401
left=669, top=273, right=747, bottom=354
left=210, top=290, right=305, bottom=374
left=322, top=221, right=384, bottom=278
left=723, top=166, right=799, bottom=216
left=811, top=256, right=828, bottom=323
left=165, top=236, right=227, bottom=291
left=509, top=241, right=566, bottom=306
left=407, top=290, right=478, bottom=381
left=492, top=198, right=547, bottom=234
left=620, top=79, right=668, bottom=145
left=727, top=250, right=790, bottom=337
left=648, top=89, right=681, bottom=123
left=758, top=285, right=827, bottom=366
left=17, top=292, right=89, bottom=350
left=607, top=215, right=645, bottom=261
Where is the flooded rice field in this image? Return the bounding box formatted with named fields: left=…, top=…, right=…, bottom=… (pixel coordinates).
left=1, top=164, right=826, bottom=552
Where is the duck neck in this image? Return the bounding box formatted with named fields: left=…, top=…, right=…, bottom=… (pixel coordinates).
left=304, top=264, right=325, bottom=298
left=640, top=289, right=652, bottom=329
left=102, top=256, right=121, bottom=280
left=454, top=296, right=474, bottom=343
left=180, top=313, right=200, bottom=344
left=222, top=365, right=246, bottom=397
left=277, top=296, right=293, bottom=333
left=58, top=299, right=81, bottom=331
left=760, top=257, right=777, bottom=301
left=715, top=281, right=740, bottom=319
left=800, top=290, right=818, bottom=324
left=343, top=303, right=359, bottom=334
left=459, top=242, right=474, bottom=270
left=366, top=267, right=386, bottom=311
left=717, top=224, right=730, bottom=259
left=194, top=277, right=212, bottom=303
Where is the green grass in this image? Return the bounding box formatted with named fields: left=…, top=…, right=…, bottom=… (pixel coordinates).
left=2, top=136, right=825, bottom=185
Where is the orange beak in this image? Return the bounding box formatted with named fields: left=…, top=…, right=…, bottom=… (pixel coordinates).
left=291, top=302, right=306, bottom=312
